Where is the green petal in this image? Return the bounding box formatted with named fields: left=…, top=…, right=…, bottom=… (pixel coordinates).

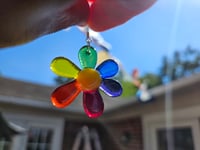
left=78, top=45, right=97, bottom=69
left=50, top=57, right=80, bottom=78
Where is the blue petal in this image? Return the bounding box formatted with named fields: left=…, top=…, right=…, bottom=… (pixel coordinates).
left=96, top=59, right=119, bottom=78
left=100, top=79, right=122, bottom=97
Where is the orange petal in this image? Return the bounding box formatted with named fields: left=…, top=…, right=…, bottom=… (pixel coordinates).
left=51, top=80, right=81, bottom=108
left=88, top=0, right=156, bottom=31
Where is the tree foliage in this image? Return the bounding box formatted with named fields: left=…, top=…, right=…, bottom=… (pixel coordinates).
left=140, top=73, right=162, bottom=89
left=159, top=46, right=200, bottom=82
left=54, top=76, right=72, bottom=85
left=120, top=80, right=138, bottom=97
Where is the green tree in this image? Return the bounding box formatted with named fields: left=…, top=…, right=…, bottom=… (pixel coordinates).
left=54, top=76, right=72, bottom=85
left=114, top=70, right=138, bottom=97
left=141, top=73, right=162, bottom=89
left=159, top=46, right=200, bottom=81
left=160, top=55, right=169, bottom=78
left=120, top=80, right=138, bottom=97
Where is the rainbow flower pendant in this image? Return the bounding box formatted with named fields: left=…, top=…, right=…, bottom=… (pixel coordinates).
left=50, top=46, right=122, bottom=118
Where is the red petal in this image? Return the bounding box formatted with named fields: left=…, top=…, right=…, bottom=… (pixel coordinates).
left=88, top=0, right=156, bottom=31
left=0, top=0, right=89, bottom=47
left=51, top=80, right=81, bottom=108
left=83, top=90, right=104, bottom=118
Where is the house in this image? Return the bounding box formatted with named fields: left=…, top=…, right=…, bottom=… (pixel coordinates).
left=0, top=73, right=200, bottom=150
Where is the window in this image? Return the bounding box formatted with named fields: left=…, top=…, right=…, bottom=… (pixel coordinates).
left=26, top=127, right=53, bottom=150
left=3, top=113, right=64, bottom=150
left=156, top=127, right=194, bottom=150
left=0, top=138, right=11, bottom=150
left=143, top=107, right=200, bottom=150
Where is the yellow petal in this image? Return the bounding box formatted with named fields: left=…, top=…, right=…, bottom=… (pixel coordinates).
left=50, top=57, right=80, bottom=78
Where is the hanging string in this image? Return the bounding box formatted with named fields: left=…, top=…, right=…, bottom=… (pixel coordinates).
left=86, top=27, right=91, bottom=46
left=86, top=27, right=92, bottom=54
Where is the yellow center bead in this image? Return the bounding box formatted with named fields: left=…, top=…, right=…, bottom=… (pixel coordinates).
left=77, top=68, right=101, bottom=91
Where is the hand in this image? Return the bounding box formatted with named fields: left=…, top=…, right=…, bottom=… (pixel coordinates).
left=0, top=0, right=156, bottom=48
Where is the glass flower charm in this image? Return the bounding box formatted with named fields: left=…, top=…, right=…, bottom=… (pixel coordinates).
left=50, top=46, right=122, bottom=118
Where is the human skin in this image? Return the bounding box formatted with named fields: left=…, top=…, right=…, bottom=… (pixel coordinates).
left=0, top=0, right=156, bottom=48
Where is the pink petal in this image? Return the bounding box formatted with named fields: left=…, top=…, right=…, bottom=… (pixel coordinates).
left=83, top=90, right=104, bottom=118
left=88, top=0, right=156, bottom=31
left=51, top=80, right=81, bottom=108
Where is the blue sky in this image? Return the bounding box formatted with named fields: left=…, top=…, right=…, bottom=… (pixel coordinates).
left=0, top=0, right=200, bottom=85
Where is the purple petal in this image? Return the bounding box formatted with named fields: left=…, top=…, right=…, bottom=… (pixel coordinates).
left=100, top=79, right=122, bottom=97
left=96, top=59, right=119, bottom=78
left=83, top=90, right=104, bottom=118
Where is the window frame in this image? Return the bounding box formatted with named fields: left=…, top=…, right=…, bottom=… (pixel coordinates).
left=143, top=106, right=200, bottom=150
left=3, top=112, right=64, bottom=150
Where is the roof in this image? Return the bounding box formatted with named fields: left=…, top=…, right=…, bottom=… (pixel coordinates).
left=0, top=76, right=136, bottom=112
left=0, top=73, right=200, bottom=120
left=102, top=73, right=200, bottom=121
left=0, top=113, right=25, bottom=140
